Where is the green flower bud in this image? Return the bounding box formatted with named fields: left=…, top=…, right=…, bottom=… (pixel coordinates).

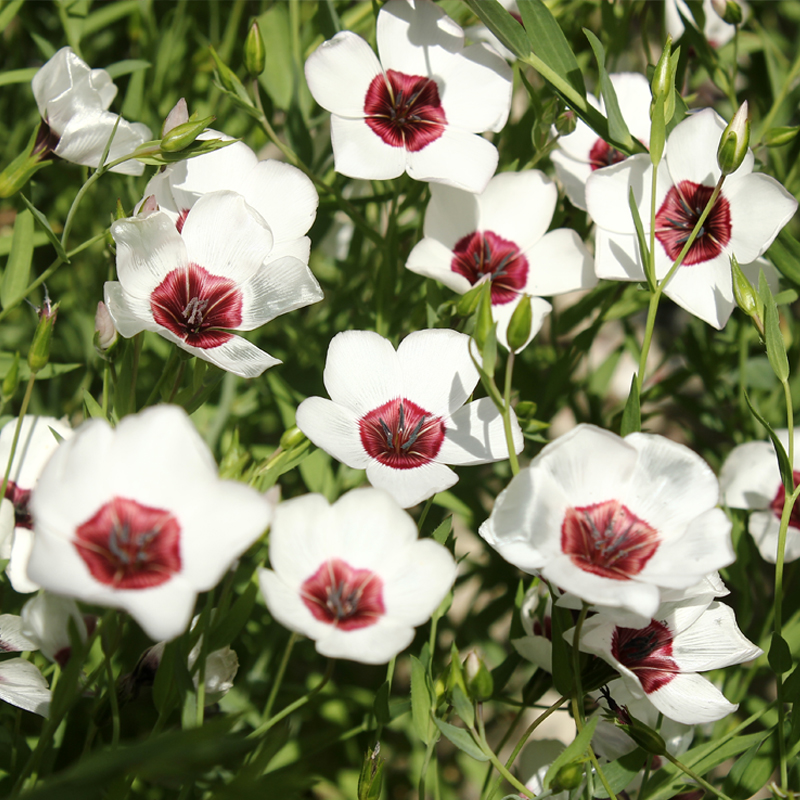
left=555, top=109, right=577, bottom=137
left=94, top=301, right=119, bottom=359
left=616, top=713, right=668, bottom=756
left=244, top=21, right=266, bottom=77
left=279, top=426, right=307, bottom=450
left=2, top=352, right=21, bottom=401
left=456, top=283, right=484, bottom=317
left=650, top=36, right=674, bottom=105
left=161, top=115, right=216, bottom=153
left=506, top=294, right=532, bottom=352
left=473, top=283, right=494, bottom=352
left=730, top=254, right=763, bottom=334
left=0, top=128, right=51, bottom=199
left=717, top=102, right=750, bottom=176
left=712, top=0, right=743, bottom=25
left=552, top=761, right=584, bottom=792
left=464, top=651, right=494, bottom=702
left=357, top=744, right=384, bottom=800
left=514, top=400, right=538, bottom=419
left=764, top=126, right=799, bottom=148
left=28, top=298, right=58, bottom=375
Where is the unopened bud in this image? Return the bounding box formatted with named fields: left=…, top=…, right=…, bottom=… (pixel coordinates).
left=28, top=298, right=58, bottom=374
left=138, top=194, right=159, bottom=217
left=515, top=400, right=537, bottom=419
left=615, top=710, right=668, bottom=756
left=161, top=115, right=216, bottom=153
left=711, top=0, right=743, bottom=25
left=764, top=126, right=799, bottom=148
left=464, top=651, right=494, bottom=701
left=162, top=98, right=190, bottom=138
left=506, top=294, right=533, bottom=352
left=2, top=352, right=21, bottom=401
left=473, top=284, right=494, bottom=352
left=357, top=744, right=384, bottom=800
left=446, top=644, right=467, bottom=696
left=717, top=101, right=750, bottom=176
left=94, top=301, right=118, bottom=357
left=244, top=21, right=266, bottom=77
left=730, top=254, right=763, bottom=333
left=555, top=109, right=577, bottom=137
left=280, top=426, right=307, bottom=450
left=456, top=283, right=484, bottom=317
left=551, top=761, right=584, bottom=792
left=0, top=128, right=51, bottom=199
left=650, top=36, right=674, bottom=104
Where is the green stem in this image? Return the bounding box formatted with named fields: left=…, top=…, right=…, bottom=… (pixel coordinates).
left=194, top=591, right=216, bottom=728
left=417, top=497, right=435, bottom=533
left=143, top=348, right=180, bottom=407
left=663, top=752, right=735, bottom=800
left=419, top=736, right=437, bottom=800
left=262, top=632, right=298, bottom=723
left=571, top=604, right=589, bottom=729
left=759, top=45, right=800, bottom=137
left=503, top=350, right=520, bottom=476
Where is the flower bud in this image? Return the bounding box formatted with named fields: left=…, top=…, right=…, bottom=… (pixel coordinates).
left=464, top=651, right=494, bottom=701
left=94, top=301, right=119, bottom=357
left=2, top=352, right=21, bottom=402
left=514, top=400, right=537, bottom=419
left=28, top=298, right=58, bottom=375
left=0, top=128, right=51, bottom=199
left=551, top=761, right=584, bottom=792
left=711, top=0, right=743, bottom=25
left=193, top=646, right=239, bottom=704
left=730, top=254, right=763, bottom=334
left=456, top=283, right=484, bottom=317
left=717, top=102, right=750, bottom=176
left=764, top=126, right=799, bottom=148
left=650, top=36, right=674, bottom=104
left=162, top=98, right=190, bottom=138
left=506, top=294, right=532, bottom=352
left=138, top=195, right=159, bottom=218
left=244, top=21, right=266, bottom=77
left=614, top=709, right=668, bottom=756
left=473, top=283, right=494, bottom=352
left=357, top=744, right=384, bottom=800
left=280, top=426, right=307, bottom=450
left=160, top=115, right=216, bottom=153
left=555, top=109, right=577, bottom=137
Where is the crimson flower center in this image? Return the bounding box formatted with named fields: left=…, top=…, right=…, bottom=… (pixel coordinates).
left=359, top=397, right=445, bottom=470
left=74, top=496, right=181, bottom=590
left=364, top=69, right=447, bottom=152
left=561, top=499, right=660, bottom=580
left=301, top=558, right=385, bottom=631
left=654, top=180, right=732, bottom=265
left=451, top=231, right=529, bottom=306
left=150, top=263, right=243, bottom=349
left=771, top=470, right=800, bottom=529
left=611, top=619, right=678, bottom=693
left=4, top=481, right=32, bottom=529
left=589, top=139, right=626, bottom=171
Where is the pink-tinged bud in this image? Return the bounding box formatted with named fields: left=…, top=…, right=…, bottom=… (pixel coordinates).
left=717, top=101, right=750, bottom=176
left=162, top=98, right=189, bottom=138
left=160, top=114, right=216, bottom=153
left=94, top=301, right=118, bottom=355
left=28, top=297, right=58, bottom=374
left=138, top=195, right=159, bottom=217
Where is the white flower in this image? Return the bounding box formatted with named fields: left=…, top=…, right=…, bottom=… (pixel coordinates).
left=405, top=171, right=595, bottom=351
left=258, top=488, right=457, bottom=664
left=0, top=659, right=51, bottom=717
left=21, top=593, right=87, bottom=666
left=665, top=0, right=748, bottom=49
left=479, top=424, right=735, bottom=622
left=105, top=191, right=322, bottom=378
left=577, top=596, right=761, bottom=725
left=139, top=131, right=320, bottom=273
left=27, top=405, right=273, bottom=641
left=295, top=329, right=523, bottom=508
left=0, top=415, right=73, bottom=594
left=31, top=47, right=151, bottom=176
left=304, top=0, right=512, bottom=193
left=586, top=108, right=797, bottom=329
left=551, top=72, right=652, bottom=211
left=512, top=584, right=554, bottom=672
left=720, top=429, right=800, bottom=563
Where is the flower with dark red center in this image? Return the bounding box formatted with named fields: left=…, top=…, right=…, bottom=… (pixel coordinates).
left=31, top=47, right=151, bottom=175
left=0, top=416, right=73, bottom=595
left=579, top=596, right=761, bottom=724
left=587, top=108, right=798, bottom=329
left=259, top=488, right=457, bottom=664
left=480, top=424, right=735, bottom=621
left=654, top=181, right=731, bottom=264
left=720, top=430, right=800, bottom=564
left=301, top=558, right=385, bottom=630
left=27, top=405, right=273, bottom=641
left=304, top=0, right=512, bottom=193
left=406, top=171, right=594, bottom=352
left=296, top=329, right=522, bottom=508
left=552, top=72, right=652, bottom=211
left=106, top=190, right=323, bottom=379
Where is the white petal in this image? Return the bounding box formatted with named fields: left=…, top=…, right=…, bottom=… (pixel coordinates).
left=397, top=329, right=478, bottom=415
left=239, top=257, right=323, bottom=330
left=493, top=295, right=551, bottom=352
left=315, top=619, right=415, bottom=664
left=725, top=173, right=799, bottom=264
left=523, top=229, right=596, bottom=296
left=423, top=182, right=481, bottom=248
left=322, top=331, right=402, bottom=414
left=259, top=568, right=336, bottom=643
left=7, top=529, right=39, bottom=594
left=21, top=593, right=86, bottom=660
left=0, top=659, right=51, bottom=717
left=551, top=150, right=593, bottom=210
left=405, top=238, right=473, bottom=294
left=610, top=72, right=653, bottom=145
left=111, top=211, right=188, bottom=300
left=32, top=48, right=96, bottom=127
left=594, top=229, right=645, bottom=282
left=0, top=415, right=72, bottom=489
left=647, top=672, right=737, bottom=725
left=749, top=511, right=800, bottom=564
left=0, top=614, right=39, bottom=652
left=179, top=335, right=280, bottom=379
left=406, top=127, right=498, bottom=193
left=329, top=115, right=407, bottom=181
left=365, top=459, right=457, bottom=508
left=304, top=31, right=382, bottom=117
left=719, top=441, right=778, bottom=509
left=439, top=397, right=521, bottom=464
left=180, top=192, right=275, bottom=284
left=478, top=171, right=557, bottom=252
left=103, top=281, right=153, bottom=338
left=376, top=0, right=464, bottom=78
left=295, top=397, right=369, bottom=470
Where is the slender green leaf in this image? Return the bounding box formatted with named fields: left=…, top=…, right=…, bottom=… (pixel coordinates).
left=583, top=30, right=632, bottom=147
left=722, top=732, right=776, bottom=800
left=103, top=59, right=151, bottom=80
left=784, top=663, right=800, bottom=704
left=433, top=718, right=489, bottom=762
left=0, top=67, right=38, bottom=88
left=19, top=195, right=70, bottom=264
left=451, top=684, right=475, bottom=729
left=518, top=0, right=585, bottom=98
left=767, top=231, right=800, bottom=286
left=2, top=209, right=34, bottom=309
left=373, top=680, right=391, bottom=726
left=620, top=375, right=641, bottom=435
left=769, top=631, right=792, bottom=674
left=593, top=748, right=647, bottom=798
left=0, top=0, right=24, bottom=34
left=83, top=0, right=140, bottom=37
left=410, top=655, right=433, bottom=745
left=208, top=580, right=258, bottom=651
left=627, top=187, right=653, bottom=290
left=549, top=604, right=573, bottom=696
left=462, top=0, right=530, bottom=59
left=760, top=270, right=789, bottom=382
left=83, top=389, right=107, bottom=421
left=543, top=716, right=599, bottom=789
left=430, top=516, right=452, bottom=545
left=743, top=392, right=793, bottom=493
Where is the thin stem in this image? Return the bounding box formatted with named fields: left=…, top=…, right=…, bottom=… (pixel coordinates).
left=194, top=591, right=216, bottom=728
left=143, top=348, right=180, bottom=407
left=417, top=497, right=435, bottom=533
left=571, top=603, right=589, bottom=729
left=663, top=752, right=735, bottom=800
left=503, top=350, right=520, bottom=475
left=167, top=359, right=188, bottom=404
left=419, top=737, right=437, bottom=800
left=262, top=632, right=298, bottom=722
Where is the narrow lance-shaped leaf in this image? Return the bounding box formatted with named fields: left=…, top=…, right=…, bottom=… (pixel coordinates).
left=19, top=194, right=69, bottom=264
left=743, top=391, right=793, bottom=493
left=583, top=30, right=632, bottom=148
left=462, top=0, right=530, bottom=59
left=759, top=270, right=789, bottom=383
left=2, top=209, right=34, bottom=309
left=620, top=375, right=641, bottom=436
left=433, top=718, right=489, bottom=762
left=543, top=716, right=599, bottom=789
left=628, top=187, right=653, bottom=291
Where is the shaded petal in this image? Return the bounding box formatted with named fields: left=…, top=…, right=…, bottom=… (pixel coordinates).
left=0, top=659, right=51, bottom=717
left=0, top=614, right=39, bottom=652
left=323, top=331, right=402, bottom=414
left=103, top=281, right=153, bottom=337
left=295, top=397, right=369, bottom=470
left=438, top=397, right=521, bottom=464
left=551, top=150, right=593, bottom=211
left=32, top=48, right=98, bottom=125
left=7, top=529, right=39, bottom=594
left=522, top=229, right=596, bottom=296
left=178, top=335, right=280, bottom=379
left=405, top=237, right=473, bottom=294
left=611, top=72, right=653, bottom=145
left=397, top=329, right=478, bottom=415
left=423, top=182, right=480, bottom=248
left=749, top=511, right=800, bottom=564
left=647, top=672, right=737, bottom=725
left=315, top=618, right=415, bottom=664
left=304, top=31, right=382, bottom=116
left=594, top=229, right=645, bottom=282
left=330, top=115, right=407, bottom=181
left=493, top=295, right=551, bottom=352
left=365, top=459, right=457, bottom=508
left=719, top=441, right=777, bottom=509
